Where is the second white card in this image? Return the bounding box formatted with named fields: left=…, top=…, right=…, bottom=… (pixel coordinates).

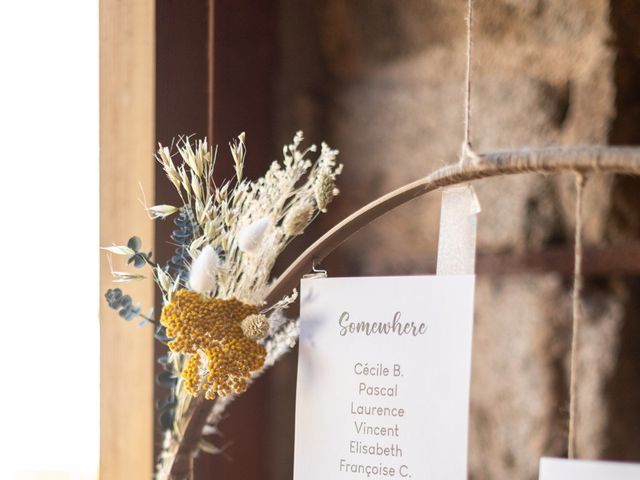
left=540, top=457, right=640, bottom=479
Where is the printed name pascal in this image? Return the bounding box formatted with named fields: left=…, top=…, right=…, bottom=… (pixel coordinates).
left=359, top=382, right=398, bottom=397
left=338, top=311, right=428, bottom=337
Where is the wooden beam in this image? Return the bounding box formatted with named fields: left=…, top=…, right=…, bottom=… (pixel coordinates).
left=476, top=244, right=640, bottom=276
left=378, top=245, right=640, bottom=277
left=100, top=0, right=155, bottom=478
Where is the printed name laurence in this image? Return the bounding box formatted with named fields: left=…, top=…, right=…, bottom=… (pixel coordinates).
left=350, top=402, right=405, bottom=417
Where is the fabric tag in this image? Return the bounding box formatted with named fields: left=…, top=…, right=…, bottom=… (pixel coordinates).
left=437, top=185, right=480, bottom=275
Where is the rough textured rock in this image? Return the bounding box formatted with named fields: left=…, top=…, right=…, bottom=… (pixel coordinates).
left=272, top=1, right=640, bottom=479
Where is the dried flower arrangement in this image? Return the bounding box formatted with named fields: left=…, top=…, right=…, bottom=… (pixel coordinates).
left=103, top=131, right=341, bottom=478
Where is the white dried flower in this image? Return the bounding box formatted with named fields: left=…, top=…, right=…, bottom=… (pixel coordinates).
left=238, top=217, right=270, bottom=253
left=101, top=245, right=136, bottom=256
left=230, top=132, right=246, bottom=181
left=283, top=203, right=314, bottom=236
left=156, top=145, right=182, bottom=192
left=191, top=171, right=204, bottom=202
left=188, top=245, right=221, bottom=294
left=195, top=198, right=206, bottom=224
left=240, top=314, right=270, bottom=340
left=179, top=139, right=204, bottom=177
left=106, top=255, right=146, bottom=282
left=112, top=272, right=146, bottom=283
left=178, top=165, right=192, bottom=201
left=188, top=236, right=207, bottom=258
left=264, top=316, right=300, bottom=367
left=155, top=266, right=172, bottom=293
left=146, top=204, right=179, bottom=219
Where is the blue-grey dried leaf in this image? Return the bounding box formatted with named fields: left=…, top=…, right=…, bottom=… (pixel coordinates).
left=119, top=302, right=140, bottom=321
left=105, top=288, right=124, bottom=308
left=128, top=253, right=147, bottom=268
left=159, top=409, right=174, bottom=430
left=171, top=230, right=191, bottom=243
left=156, top=396, right=177, bottom=412
left=137, top=318, right=150, bottom=328
left=127, top=236, right=142, bottom=251
left=154, top=326, right=172, bottom=343
left=156, top=371, right=177, bottom=388
left=119, top=295, right=132, bottom=309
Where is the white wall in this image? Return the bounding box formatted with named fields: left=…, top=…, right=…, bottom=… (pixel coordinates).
left=0, top=1, right=99, bottom=478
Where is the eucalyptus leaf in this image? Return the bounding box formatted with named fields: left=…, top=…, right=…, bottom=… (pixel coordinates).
left=159, top=409, right=174, bottom=430
left=154, top=326, right=172, bottom=343
left=128, top=253, right=147, bottom=268
left=105, top=288, right=124, bottom=308
left=120, top=296, right=132, bottom=309
left=156, top=371, right=177, bottom=388
left=156, top=396, right=177, bottom=412
left=127, top=236, right=142, bottom=251
left=137, top=318, right=150, bottom=328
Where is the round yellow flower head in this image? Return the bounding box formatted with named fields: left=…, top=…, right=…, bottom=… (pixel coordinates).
left=160, top=289, right=266, bottom=399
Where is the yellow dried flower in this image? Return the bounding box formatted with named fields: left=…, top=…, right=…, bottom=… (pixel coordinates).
left=241, top=314, right=270, bottom=340
left=283, top=203, right=314, bottom=236
left=160, top=289, right=266, bottom=399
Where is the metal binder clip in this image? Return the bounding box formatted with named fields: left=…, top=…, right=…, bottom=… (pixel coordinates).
left=303, top=259, right=327, bottom=279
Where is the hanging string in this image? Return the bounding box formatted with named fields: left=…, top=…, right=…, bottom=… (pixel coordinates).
left=461, top=0, right=480, bottom=164
left=568, top=172, right=586, bottom=459
left=207, top=0, right=215, bottom=145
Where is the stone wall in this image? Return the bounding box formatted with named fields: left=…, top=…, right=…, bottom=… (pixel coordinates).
left=272, top=1, right=640, bottom=479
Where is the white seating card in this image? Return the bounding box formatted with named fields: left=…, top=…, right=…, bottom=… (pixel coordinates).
left=294, top=275, right=475, bottom=480
left=540, top=457, right=640, bottom=479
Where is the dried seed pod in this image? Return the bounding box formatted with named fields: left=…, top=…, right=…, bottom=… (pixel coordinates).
left=314, top=173, right=337, bottom=213
left=240, top=313, right=270, bottom=340
left=283, top=203, right=314, bottom=236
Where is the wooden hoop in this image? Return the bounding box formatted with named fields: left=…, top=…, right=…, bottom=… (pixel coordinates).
left=167, top=144, right=640, bottom=478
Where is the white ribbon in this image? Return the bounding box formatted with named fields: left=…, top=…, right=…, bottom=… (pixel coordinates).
left=436, top=185, right=481, bottom=275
